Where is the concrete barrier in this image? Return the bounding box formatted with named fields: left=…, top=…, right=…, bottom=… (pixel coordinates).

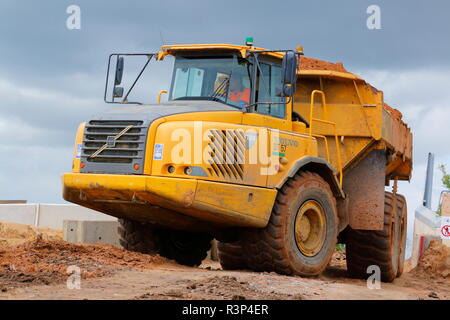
left=409, top=205, right=441, bottom=269
left=64, top=220, right=120, bottom=246
left=0, top=203, right=116, bottom=229
left=0, top=204, right=37, bottom=226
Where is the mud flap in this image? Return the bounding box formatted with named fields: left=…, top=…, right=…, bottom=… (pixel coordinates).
left=343, top=150, right=386, bottom=230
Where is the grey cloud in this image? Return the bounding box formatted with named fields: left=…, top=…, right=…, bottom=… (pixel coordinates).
left=0, top=0, right=449, bottom=204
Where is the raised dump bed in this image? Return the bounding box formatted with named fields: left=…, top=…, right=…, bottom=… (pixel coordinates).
left=295, top=56, right=412, bottom=180
left=293, top=56, right=412, bottom=231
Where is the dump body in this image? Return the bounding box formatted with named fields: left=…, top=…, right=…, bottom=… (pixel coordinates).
left=292, top=56, right=412, bottom=229
left=63, top=44, right=412, bottom=234
left=294, top=59, right=412, bottom=180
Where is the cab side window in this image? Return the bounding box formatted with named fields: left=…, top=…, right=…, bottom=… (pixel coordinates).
left=255, top=62, right=285, bottom=118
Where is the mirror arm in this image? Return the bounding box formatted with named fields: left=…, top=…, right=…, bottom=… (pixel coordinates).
left=104, top=53, right=155, bottom=105
left=122, top=55, right=153, bottom=103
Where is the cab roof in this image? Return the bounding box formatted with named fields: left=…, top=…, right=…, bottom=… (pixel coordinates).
left=158, top=43, right=284, bottom=60
left=158, top=43, right=363, bottom=81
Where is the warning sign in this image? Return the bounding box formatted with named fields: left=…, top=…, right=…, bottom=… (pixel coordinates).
left=440, top=216, right=450, bottom=239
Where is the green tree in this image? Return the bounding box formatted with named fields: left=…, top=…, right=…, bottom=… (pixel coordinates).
left=439, top=164, right=450, bottom=189
left=437, top=164, right=450, bottom=215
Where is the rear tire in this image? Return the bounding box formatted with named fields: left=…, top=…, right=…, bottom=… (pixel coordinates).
left=118, top=218, right=212, bottom=267
left=218, top=241, right=247, bottom=270
left=346, top=191, right=405, bottom=282
left=396, top=194, right=407, bottom=277
left=244, top=171, right=338, bottom=276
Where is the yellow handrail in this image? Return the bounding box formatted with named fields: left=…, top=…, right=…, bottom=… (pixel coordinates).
left=157, top=90, right=168, bottom=104
left=309, top=90, right=343, bottom=186
left=312, top=134, right=330, bottom=163
left=309, top=90, right=328, bottom=136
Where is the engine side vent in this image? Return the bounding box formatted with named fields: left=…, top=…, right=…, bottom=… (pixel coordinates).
left=206, top=129, right=246, bottom=181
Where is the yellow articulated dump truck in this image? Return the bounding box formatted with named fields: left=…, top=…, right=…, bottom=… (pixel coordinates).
left=63, top=40, right=412, bottom=282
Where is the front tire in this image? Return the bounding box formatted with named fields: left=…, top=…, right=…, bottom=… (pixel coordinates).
left=118, top=218, right=158, bottom=254
left=157, top=229, right=212, bottom=267
left=244, top=171, right=338, bottom=276
left=118, top=218, right=212, bottom=267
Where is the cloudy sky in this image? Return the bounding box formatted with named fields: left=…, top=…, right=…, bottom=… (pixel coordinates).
left=1, top=0, right=449, bottom=234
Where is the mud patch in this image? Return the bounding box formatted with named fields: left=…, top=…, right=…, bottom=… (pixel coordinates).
left=0, top=222, right=63, bottom=246
left=0, top=237, right=176, bottom=292
left=322, top=250, right=348, bottom=279
left=410, top=240, right=450, bottom=280
left=134, top=275, right=303, bottom=300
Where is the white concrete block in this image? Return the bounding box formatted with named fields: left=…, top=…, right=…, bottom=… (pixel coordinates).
left=63, top=220, right=119, bottom=246
left=38, top=204, right=116, bottom=229
left=0, top=203, right=117, bottom=230
left=0, top=204, right=37, bottom=225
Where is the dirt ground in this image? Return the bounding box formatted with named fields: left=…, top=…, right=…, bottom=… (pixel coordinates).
left=0, top=222, right=62, bottom=246
left=0, top=223, right=449, bottom=300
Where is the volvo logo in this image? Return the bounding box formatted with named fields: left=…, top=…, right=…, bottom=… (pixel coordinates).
left=89, top=125, right=133, bottom=158
left=106, top=136, right=116, bottom=148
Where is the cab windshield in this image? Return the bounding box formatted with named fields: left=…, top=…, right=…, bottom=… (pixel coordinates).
left=169, top=54, right=252, bottom=108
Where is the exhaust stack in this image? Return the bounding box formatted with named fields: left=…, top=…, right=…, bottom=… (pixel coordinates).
left=423, top=152, right=434, bottom=209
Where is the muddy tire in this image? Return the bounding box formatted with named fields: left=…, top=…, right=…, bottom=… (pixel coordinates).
left=119, top=218, right=212, bottom=267
left=396, top=194, right=407, bottom=277
left=118, top=218, right=158, bottom=254
left=218, top=241, right=247, bottom=270
left=346, top=191, right=405, bottom=282
left=158, top=229, right=212, bottom=267
left=244, top=171, right=338, bottom=276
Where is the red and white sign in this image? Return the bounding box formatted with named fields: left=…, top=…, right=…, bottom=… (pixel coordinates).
left=440, top=217, right=450, bottom=239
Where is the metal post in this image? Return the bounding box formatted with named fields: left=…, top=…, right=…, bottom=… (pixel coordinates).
left=423, top=152, right=434, bottom=209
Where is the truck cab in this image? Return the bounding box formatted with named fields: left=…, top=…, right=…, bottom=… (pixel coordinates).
left=64, top=44, right=326, bottom=231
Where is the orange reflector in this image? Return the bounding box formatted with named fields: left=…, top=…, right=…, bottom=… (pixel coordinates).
left=134, top=164, right=140, bottom=170
left=80, top=162, right=85, bottom=168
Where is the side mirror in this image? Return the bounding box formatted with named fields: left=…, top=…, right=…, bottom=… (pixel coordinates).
left=281, top=51, right=297, bottom=97
left=115, top=57, right=124, bottom=85
left=113, top=86, right=124, bottom=98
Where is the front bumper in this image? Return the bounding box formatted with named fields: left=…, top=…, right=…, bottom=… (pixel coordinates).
left=62, top=173, right=277, bottom=230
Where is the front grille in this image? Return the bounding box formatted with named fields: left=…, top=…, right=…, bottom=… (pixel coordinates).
left=80, top=120, right=147, bottom=174
left=206, top=129, right=245, bottom=181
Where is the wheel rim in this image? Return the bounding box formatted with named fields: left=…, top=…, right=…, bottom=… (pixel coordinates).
left=294, top=200, right=327, bottom=257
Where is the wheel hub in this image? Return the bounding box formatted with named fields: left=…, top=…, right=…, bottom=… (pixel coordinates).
left=299, top=215, right=311, bottom=242
left=294, top=200, right=327, bottom=257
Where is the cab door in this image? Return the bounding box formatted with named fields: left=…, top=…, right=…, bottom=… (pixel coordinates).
left=241, top=57, right=295, bottom=186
